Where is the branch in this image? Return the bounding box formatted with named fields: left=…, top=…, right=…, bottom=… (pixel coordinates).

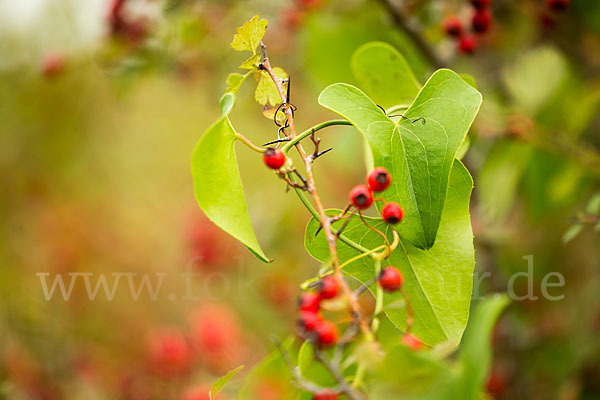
left=260, top=42, right=374, bottom=342
left=314, top=350, right=368, bottom=400
left=377, top=0, right=445, bottom=69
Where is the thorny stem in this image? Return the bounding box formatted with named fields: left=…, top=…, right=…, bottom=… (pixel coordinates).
left=260, top=42, right=374, bottom=344
left=288, top=174, right=369, bottom=254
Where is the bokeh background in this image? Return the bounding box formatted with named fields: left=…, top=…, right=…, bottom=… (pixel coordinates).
left=0, top=0, right=599, bottom=399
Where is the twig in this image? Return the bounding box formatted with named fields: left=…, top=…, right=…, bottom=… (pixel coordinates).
left=314, top=350, right=368, bottom=400
left=280, top=172, right=309, bottom=191
left=377, top=0, right=444, bottom=69
left=260, top=42, right=374, bottom=342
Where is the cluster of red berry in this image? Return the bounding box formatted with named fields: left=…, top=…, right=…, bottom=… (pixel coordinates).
left=443, top=0, right=494, bottom=54
left=540, top=0, right=570, bottom=29
left=132, top=304, right=245, bottom=400
left=296, top=266, right=404, bottom=399
left=108, top=0, right=149, bottom=44
left=350, top=167, right=404, bottom=225
left=282, top=0, right=323, bottom=30
left=264, top=137, right=420, bottom=398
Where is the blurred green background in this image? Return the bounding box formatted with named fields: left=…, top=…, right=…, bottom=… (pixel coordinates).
left=0, top=0, right=599, bottom=399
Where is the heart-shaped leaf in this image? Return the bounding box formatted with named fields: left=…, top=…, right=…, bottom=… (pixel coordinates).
left=305, top=160, right=474, bottom=346
left=318, top=69, right=481, bottom=249
left=191, top=116, right=270, bottom=263
left=351, top=42, right=421, bottom=108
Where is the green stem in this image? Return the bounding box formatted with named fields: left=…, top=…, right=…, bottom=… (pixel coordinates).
left=235, top=132, right=265, bottom=153
left=371, top=258, right=383, bottom=333
left=281, top=120, right=352, bottom=153
left=386, top=104, right=410, bottom=114
left=352, top=363, right=366, bottom=389
left=339, top=245, right=386, bottom=270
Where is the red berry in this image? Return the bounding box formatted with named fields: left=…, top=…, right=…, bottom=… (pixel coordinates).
left=190, top=304, right=241, bottom=354
left=486, top=370, right=506, bottom=397
left=443, top=16, right=463, bottom=37
left=470, top=0, right=491, bottom=10
left=547, top=0, right=569, bottom=11
left=42, top=51, right=66, bottom=77
left=314, top=389, right=338, bottom=400
left=263, top=147, right=286, bottom=169
left=282, top=6, right=305, bottom=29
left=148, top=329, right=192, bottom=378
left=315, top=320, right=338, bottom=347
left=458, top=35, right=477, bottom=54
left=349, top=185, right=373, bottom=209
left=402, top=333, right=424, bottom=351
left=378, top=267, right=403, bottom=292
left=298, top=292, right=321, bottom=313
left=367, top=167, right=391, bottom=192
left=317, top=275, right=339, bottom=299
left=108, top=0, right=126, bottom=33
left=298, top=311, right=323, bottom=332
left=382, top=202, right=404, bottom=224
left=472, top=9, right=493, bottom=33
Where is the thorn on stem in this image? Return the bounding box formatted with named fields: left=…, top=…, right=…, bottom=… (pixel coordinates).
left=263, top=137, right=291, bottom=146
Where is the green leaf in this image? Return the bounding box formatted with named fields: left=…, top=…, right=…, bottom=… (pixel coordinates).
left=373, top=296, right=509, bottom=400
left=297, top=341, right=314, bottom=374
left=459, top=73, right=477, bottom=89
left=255, top=68, right=288, bottom=106
left=458, top=295, right=510, bottom=399
left=225, top=72, right=248, bottom=95
left=351, top=42, right=421, bottom=108
left=230, top=15, right=267, bottom=54
left=191, top=117, right=270, bottom=263
left=318, top=70, right=481, bottom=249
left=296, top=341, right=337, bottom=386
left=210, top=365, right=244, bottom=400
left=375, top=345, right=454, bottom=398
left=305, top=160, right=475, bottom=346
left=502, top=46, right=567, bottom=115
left=240, top=54, right=261, bottom=70
left=586, top=192, right=600, bottom=214
left=562, top=223, right=584, bottom=244
left=478, top=140, right=533, bottom=223
left=455, top=136, right=470, bottom=161
left=220, top=92, right=235, bottom=116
